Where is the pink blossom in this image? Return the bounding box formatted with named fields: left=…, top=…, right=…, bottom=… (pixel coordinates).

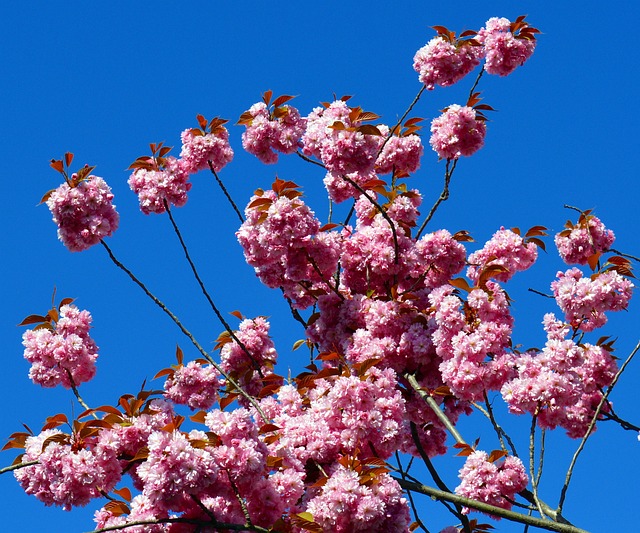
left=219, top=316, right=279, bottom=399
left=94, top=494, right=168, bottom=532
left=430, top=283, right=515, bottom=401
left=46, top=175, right=119, bottom=252
left=552, top=268, right=633, bottom=332
left=136, top=430, right=218, bottom=512
left=237, top=190, right=341, bottom=309
left=15, top=429, right=121, bottom=511
left=430, top=104, right=486, bottom=160
left=240, top=102, right=306, bottom=164
left=22, top=304, right=98, bottom=388
left=306, top=465, right=410, bottom=532
left=477, top=17, right=536, bottom=77
left=467, top=227, right=538, bottom=283
left=555, top=214, right=615, bottom=265
left=262, top=367, right=405, bottom=471
left=179, top=127, right=234, bottom=174
left=413, top=36, right=483, bottom=90
left=375, top=133, right=424, bottom=176
left=455, top=450, right=528, bottom=513
left=128, top=156, right=191, bottom=214
left=302, top=100, right=383, bottom=174
left=323, top=169, right=376, bottom=204
left=502, top=313, right=618, bottom=437
left=163, top=360, right=220, bottom=410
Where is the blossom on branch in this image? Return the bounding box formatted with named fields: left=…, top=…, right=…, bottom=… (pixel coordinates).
left=46, top=174, right=119, bottom=252
left=429, top=104, right=486, bottom=160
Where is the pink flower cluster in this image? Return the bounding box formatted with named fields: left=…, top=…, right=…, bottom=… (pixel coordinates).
left=260, top=368, right=406, bottom=470
left=477, top=17, right=536, bottom=77
left=430, top=283, right=515, bottom=401
left=128, top=156, right=191, bottom=215
left=22, top=304, right=99, bottom=388
left=555, top=214, right=615, bottom=265
left=375, top=132, right=424, bottom=176
left=306, top=465, right=410, bottom=532
left=302, top=100, right=382, bottom=175
left=163, top=360, right=220, bottom=411
left=15, top=429, right=121, bottom=511
left=136, top=430, right=218, bottom=512
left=240, top=102, right=306, bottom=164
left=455, top=450, right=528, bottom=513
left=237, top=190, right=341, bottom=309
left=179, top=127, right=234, bottom=174
left=467, top=227, right=538, bottom=283
left=46, top=176, right=119, bottom=252
left=552, top=268, right=633, bottom=332
left=430, top=104, right=486, bottom=160
left=220, top=316, right=278, bottom=398
left=413, top=36, right=483, bottom=90
left=502, top=314, right=618, bottom=437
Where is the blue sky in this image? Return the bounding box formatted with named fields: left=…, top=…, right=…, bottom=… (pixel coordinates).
left=1, top=2, right=639, bottom=531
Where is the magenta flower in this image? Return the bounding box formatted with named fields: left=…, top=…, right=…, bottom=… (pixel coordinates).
left=477, top=17, right=538, bottom=77
left=413, top=35, right=483, bottom=90
left=46, top=175, right=119, bottom=252
left=430, top=104, right=486, bottom=160
left=22, top=304, right=99, bottom=388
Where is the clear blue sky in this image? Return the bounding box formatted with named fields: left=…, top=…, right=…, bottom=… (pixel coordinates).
left=1, top=2, right=639, bottom=531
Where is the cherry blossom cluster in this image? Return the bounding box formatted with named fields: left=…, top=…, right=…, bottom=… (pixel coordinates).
left=413, top=16, right=537, bottom=89
left=555, top=213, right=615, bottom=265
left=237, top=188, right=342, bottom=309
left=430, top=283, right=515, bottom=402
left=260, top=367, right=406, bottom=469
left=219, top=316, right=279, bottom=398
left=455, top=450, right=528, bottom=512
left=306, top=465, right=410, bottom=532
left=413, top=35, right=483, bottom=90
left=129, top=120, right=233, bottom=215
left=22, top=304, right=99, bottom=388
left=163, top=360, right=220, bottom=411
left=375, top=130, right=424, bottom=176
left=46, top=175, right=119, bottom=252
left=467, top=227, right=538, bottom=283
left=502, top=314, right=618, bottom=437
left=477, top=17, right=537, bottom=77
left=179, top=126, right=234, bottom=174
left=429, top=104, right=486, bottom=160
left=128, top=156, right=192, bottom=215
left=15, top=429, right=121, bottom=511
left=240, top=101, right=306, bottom=164
left=302, top=100, right=382, bottom=175
left=552, top=267, right=633, bottom=332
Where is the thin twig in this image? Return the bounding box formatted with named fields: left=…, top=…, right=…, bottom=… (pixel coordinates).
left=377, top=85, right=426, bottom=157
left=87, top=516, right=271, bottom=533
left=163, top=200, right=263, bottom=375
left=395, top=479, right=589, bottom=533
left=528, top=288, right=554, bottom=299
left=529, top=413, right=547, bottom=519
left=207, top=161, right=244, bottom=223
left=395, top=452, right=431, bottom=533
left=609, top=248, right=640, bottom=263
left=99, top=239, right=268, bottom=423
left=342, top=174, right=400, bottom=286
left=557, top=339, right=640, bottom=514
left=478, top=391, right=518, bottom=456
left=410, top=422, right=470, bottom=531
left=0, top=460, right=39, bottom=475
left=416, top=159, right=457, bottom=238
left=296, top=150, right=327, bottom=169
